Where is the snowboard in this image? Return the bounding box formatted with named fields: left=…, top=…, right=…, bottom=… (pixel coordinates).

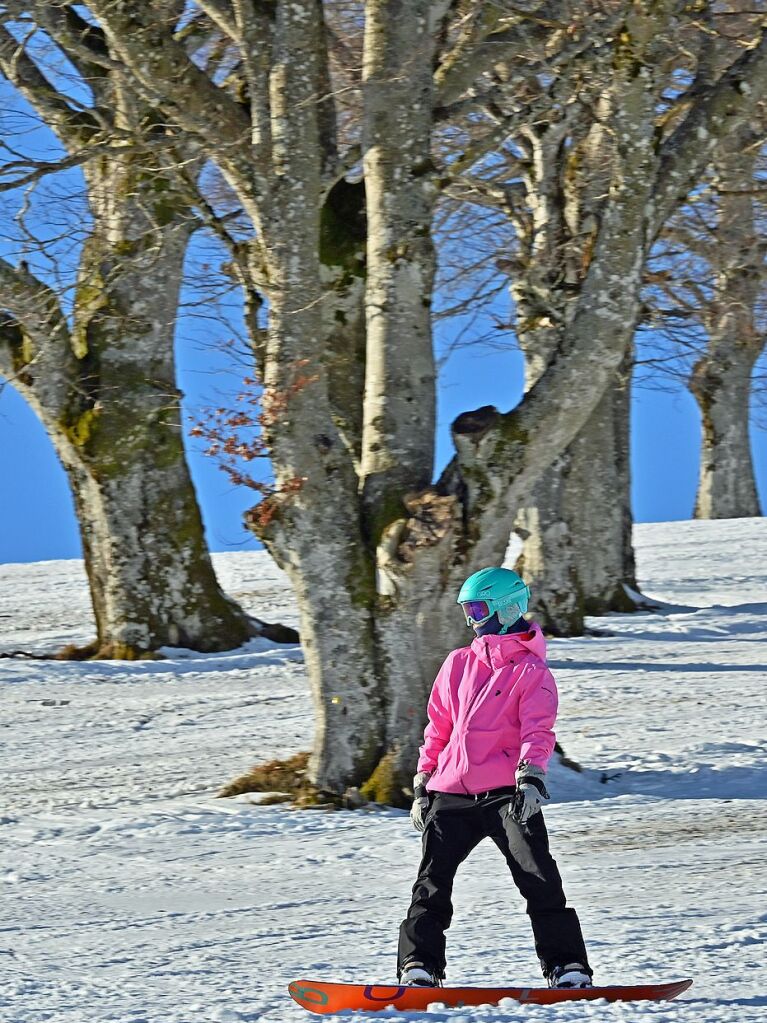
left=288, top=977, right=692, bottom=1014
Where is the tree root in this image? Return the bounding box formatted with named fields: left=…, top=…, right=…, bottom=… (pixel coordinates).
left=0, top=617, right=299, bottom=662
left=0, top=642, right=162, bottom=661
left=56, top=641, right=164, bottom=661
left=218, top=751, right=365, bottom=810
left=359, top=749, right=410, bottom=808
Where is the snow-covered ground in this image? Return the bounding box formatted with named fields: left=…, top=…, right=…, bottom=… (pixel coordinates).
left=1, top=518, right=765, bottom=1023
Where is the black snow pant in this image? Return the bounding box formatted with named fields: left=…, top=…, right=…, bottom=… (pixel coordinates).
left=397, top=789, right=591, bottom=981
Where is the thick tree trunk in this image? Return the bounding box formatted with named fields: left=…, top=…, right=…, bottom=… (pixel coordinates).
left=360, top=0, right=437, bottom=534
left=0, top=161, right=255, bottom=657
left=515, top=356, right=637, bottom=634
left=79, top=0, right=767, bottom=799
left=319, top=178, right=367, bottom=471
left=570, top=353, right=637, bottom=617
left=247, top=0, right=385, bottom=793
left=691, top=347, right=763, bottom=519
left=690, top=130, right=764, bottom=519
left=256, top=265, right=384, bottom=790
left=514, top=458, right=582, bottom=635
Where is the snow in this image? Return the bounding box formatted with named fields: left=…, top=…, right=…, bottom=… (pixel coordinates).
left=1, top=518, right=766, bottom=1022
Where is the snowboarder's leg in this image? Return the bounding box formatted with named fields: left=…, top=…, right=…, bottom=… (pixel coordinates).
left=398, top=794, right=484, bottom=980
left=490, top=806, right=591, bottom=980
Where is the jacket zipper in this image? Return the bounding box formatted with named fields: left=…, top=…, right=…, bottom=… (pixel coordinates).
left=459, top=640, right=496, bottom=787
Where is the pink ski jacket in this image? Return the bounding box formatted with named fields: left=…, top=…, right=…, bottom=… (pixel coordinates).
left=417, top=624, right=558, bottom=795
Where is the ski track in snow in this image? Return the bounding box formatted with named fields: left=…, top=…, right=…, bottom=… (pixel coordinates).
left=1, top=518, right=766, bottom=1022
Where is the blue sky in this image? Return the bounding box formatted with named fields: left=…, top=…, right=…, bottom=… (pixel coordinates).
left=0, top=57, right=765, bottom=565
left=2, top=283, right=763, bottom=564
left=1, top=177, right=764, bottom=564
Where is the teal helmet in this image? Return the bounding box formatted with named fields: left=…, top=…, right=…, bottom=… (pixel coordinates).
left=457, top=566, right=530, bottom=632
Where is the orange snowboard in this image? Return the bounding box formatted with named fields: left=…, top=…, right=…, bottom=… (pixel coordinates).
left=288, top=978, right=693, bottom=1014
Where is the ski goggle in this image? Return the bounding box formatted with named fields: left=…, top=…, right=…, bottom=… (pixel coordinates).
left=460, top=600, right=493, bottom=627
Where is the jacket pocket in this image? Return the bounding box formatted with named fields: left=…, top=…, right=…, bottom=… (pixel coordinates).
left=464, top=728, right=504, bottom=766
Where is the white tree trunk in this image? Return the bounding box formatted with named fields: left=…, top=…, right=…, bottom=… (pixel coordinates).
left=360, top=0, right=437, bottom=531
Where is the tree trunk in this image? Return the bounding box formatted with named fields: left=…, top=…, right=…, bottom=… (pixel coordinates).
left=510, top=92, right=639, bottom=634
left=246, top=0, right=386, bottom=793
left=691, top=129, right=764, bottom=519
left=570, top=351, right=637, bottom=616
left=1, top=155, right=255, bottom=657
left=691, top=347, right=763, bottom=519
left=515, top=350, right=637, bottom=633
left=360, top=0, right=437, bottom=535
left=78, top=0, right=767, bottom=798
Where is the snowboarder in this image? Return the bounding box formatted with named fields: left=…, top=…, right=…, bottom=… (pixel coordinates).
left=398, top=566, right=593, bottom=990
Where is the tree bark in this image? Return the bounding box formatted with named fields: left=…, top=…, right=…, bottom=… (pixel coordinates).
left=247, top=0, right=385, bottom=793
left=515, top=358, right=638, bottom=634
left=360, top=0, right=438, bottom=535
left=0, top=80, right=255, bottom=656
left=569, top=352, right=637, bottom=617
left=71, top=2, right=767, bottom=799
left=690, top=129, right=764, bottom=519
left=508, top=86, right=639, bottom=634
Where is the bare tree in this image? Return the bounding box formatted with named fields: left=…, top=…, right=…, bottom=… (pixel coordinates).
left=641, top=4, right=767, bottom=520
left=15, top=2, right=767, bottom=801
left=690, top=129, right=765, bottom=518
left=470, top=3, right=767, bottom=631
left=0, top=5, right=259, bottom=657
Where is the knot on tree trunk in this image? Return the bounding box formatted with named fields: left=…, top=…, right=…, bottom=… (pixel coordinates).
left=400, top=490, right=459, bottom=560
left=451, top=404, right=500, bottom=443
left=377, top=490, right=461, bottom=598
left=689, top=355, right=725, bottom=410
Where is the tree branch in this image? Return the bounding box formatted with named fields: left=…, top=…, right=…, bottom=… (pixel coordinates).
left=231, top=0, right=273, bottom=171
left=0, top=257, right=67, bottom=340
left=0, top=138, right=136, bottom=191
left=653, top=26, right=767, bottom=239
left=4, top=1, right=124, bottom=75
left=0, top=23, right=101, bottom=148
left=84, top=0, right=265, bottom=217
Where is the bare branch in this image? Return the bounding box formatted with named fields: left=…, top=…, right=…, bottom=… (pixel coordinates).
left=84, top=0, right=263, bottom=214
left=653, top=26, right=767, bottom=238
left=231, top=0, right=273, bottom=169
left=4, top=1, right=124, bottom=75
left=0, top=23, right=101, bottom=147
left=0, top=137, right=144, bottom=191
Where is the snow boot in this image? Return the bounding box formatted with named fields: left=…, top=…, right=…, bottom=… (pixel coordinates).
left=399, top=961, right=440, bottom=987
left=547, top=963, right=593, bottom=989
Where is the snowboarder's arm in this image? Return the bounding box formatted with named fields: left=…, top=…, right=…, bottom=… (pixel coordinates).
left=416, top=656, right=455, bottom=774
left=517, top=665, right=558, bottom=772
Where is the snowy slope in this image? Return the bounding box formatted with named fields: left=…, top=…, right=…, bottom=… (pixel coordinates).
left=0, top=518, right=765, bottom=1023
